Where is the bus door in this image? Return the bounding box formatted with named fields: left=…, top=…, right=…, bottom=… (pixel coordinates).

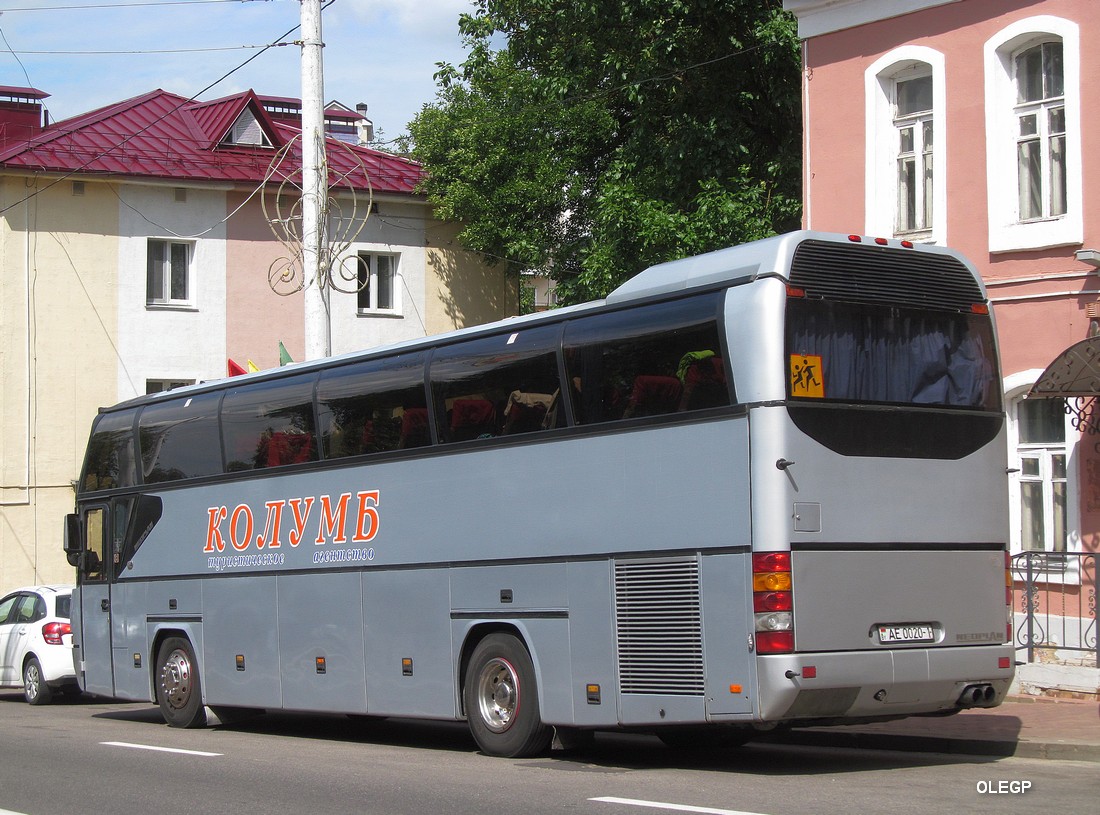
left=72, top=504, right=114, bottom=696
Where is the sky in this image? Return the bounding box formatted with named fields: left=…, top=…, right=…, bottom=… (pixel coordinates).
left=0, top=0, right=476, bottom=145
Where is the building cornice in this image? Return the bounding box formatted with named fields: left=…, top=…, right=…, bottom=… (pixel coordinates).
left=783, top=0, right=961, bottom=39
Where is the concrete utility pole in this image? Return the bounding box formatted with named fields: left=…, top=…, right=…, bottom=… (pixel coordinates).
left=300, top=0, right=330, bottom=360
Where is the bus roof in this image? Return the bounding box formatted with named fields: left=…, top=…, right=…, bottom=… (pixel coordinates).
left=99, top=230, right=959, bottom=415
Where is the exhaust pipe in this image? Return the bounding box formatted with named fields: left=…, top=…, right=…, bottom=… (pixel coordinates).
left=957, top=683, right=997, bottom=708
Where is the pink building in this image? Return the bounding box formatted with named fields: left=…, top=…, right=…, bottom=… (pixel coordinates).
left=785, top=0, right=1097, bottom=655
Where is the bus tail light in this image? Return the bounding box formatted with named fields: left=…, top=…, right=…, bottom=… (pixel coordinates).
left=42, top=621, right=71, bottom=645
left=753, top=553, right=794, bottom=654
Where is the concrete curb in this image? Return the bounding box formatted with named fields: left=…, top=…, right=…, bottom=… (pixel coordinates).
left=759, top=728, right=1100, bottom=763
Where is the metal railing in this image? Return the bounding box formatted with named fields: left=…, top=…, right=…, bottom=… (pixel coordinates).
left=1012, top=551, right=1098, bottom=668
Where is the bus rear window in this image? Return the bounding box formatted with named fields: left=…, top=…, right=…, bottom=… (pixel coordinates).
left=786, top=299, right=1000, bottom=411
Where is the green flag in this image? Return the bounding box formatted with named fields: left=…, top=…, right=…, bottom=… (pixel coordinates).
left=279, top=342, right=293, bottom=366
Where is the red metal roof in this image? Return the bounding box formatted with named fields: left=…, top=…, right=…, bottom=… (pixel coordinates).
left=0, top=88, right=422, bottom=194
left=0, top=86, right=49, bottom=100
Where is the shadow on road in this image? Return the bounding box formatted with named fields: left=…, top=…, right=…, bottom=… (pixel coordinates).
left=69, top=698, right=1010, bottom=774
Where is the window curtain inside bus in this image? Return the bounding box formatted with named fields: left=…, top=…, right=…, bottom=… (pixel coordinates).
left=787, top=301, right=999, bottom=410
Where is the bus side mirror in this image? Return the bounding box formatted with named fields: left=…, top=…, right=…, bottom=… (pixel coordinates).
left=64, top=513, right=83, bottom=567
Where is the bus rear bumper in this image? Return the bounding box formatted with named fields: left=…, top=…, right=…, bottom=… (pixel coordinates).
left=754, top=645, right=1015, bottom=724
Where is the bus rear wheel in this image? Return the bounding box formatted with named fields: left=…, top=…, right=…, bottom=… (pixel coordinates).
left=463, top=633, right=552, bottom=758
left=156, top=637, right=207, bottom=728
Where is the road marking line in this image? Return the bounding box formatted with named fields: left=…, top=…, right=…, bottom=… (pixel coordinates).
left=589, top=797, right=772, bottom=815
left=101, top=741, right=222, bottom=757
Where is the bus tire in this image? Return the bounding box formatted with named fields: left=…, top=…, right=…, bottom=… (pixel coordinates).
left=156, top=637, right=207, bottom=728
left=463, top=633, right=552, bottom=758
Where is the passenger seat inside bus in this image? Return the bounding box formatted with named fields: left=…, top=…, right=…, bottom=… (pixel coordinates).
left=257, top=431, right=315, bottom=467
left=624, top=375, right=683, bottom=418
left=449, top=398, right=498, bottom=441
left=679, top=356, right=727, bottom=411
left=502, top=390, right=553, bottom=435
left=398, top=407, right=430, bottom=448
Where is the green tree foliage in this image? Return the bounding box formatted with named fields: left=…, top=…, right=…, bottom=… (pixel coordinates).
left=408, top=0, right=802, bottom=305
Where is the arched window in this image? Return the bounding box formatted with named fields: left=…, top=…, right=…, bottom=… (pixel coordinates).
left=865, top=48, right=945, bottom=242
left=1005, top=371, right=1076, bottom=556
left=893, top=69, right=934, bottom=234
left=985, top=17, right=1081, bottom=252
left=1014, top=40, right=1066, bottom=222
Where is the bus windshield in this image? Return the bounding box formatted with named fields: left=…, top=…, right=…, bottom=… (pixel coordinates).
left=786, top=298, right=1001, bottom=412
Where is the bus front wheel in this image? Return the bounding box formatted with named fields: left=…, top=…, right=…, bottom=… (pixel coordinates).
left=156, top=637, right=207, bottom=728
left=463, top=633, right=552, bottom=758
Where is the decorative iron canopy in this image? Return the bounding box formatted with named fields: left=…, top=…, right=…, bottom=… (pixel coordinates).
left=1028, top=337, right=1100, bottom=434
left=1029, top=337, right=1100, bottom=397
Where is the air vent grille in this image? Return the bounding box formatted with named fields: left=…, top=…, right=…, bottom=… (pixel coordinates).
left=614, top=558, right=704, bottom=696
left=790, top=240, right=984, bottom=311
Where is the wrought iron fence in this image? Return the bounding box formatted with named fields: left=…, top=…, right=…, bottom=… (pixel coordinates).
left=1012, top=551, right=1098, bottom=668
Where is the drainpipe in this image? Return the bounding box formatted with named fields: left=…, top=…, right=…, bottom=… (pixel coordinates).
left=1, top=183, right=33, bottom=507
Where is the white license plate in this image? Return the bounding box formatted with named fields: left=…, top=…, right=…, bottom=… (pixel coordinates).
left=877, top=624, right=935, bottom=644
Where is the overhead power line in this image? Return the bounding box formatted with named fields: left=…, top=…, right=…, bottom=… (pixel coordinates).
left=0, top=0, right=320, bottom=216
left=8, top=43, right=291, bottom=55
left=0, top=1, right=274, bottom=12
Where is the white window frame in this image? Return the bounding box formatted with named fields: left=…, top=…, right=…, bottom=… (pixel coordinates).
left=892, top=69, right=934, bottom=236
left=865, top=47, right=946, bottom=244
left=355, top=251, right=401, bottom=316
left=146, top=238, right=193, bottom=308
left=1005, top=371, right=1081, bottom=585
left=984, top=16, right=1081, bottom=253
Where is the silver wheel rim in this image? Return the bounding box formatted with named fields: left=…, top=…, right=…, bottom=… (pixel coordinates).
left=160, top=649, right=193, bottom=711
left=24, top=663, right=41, bottom=701
left=475, top=657, right=519, bottom=733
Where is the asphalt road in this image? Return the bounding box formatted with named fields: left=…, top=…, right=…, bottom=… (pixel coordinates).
left=0, top=691, right=1095, bottom=815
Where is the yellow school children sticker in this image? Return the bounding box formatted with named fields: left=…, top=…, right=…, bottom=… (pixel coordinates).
left=790, top=354, right=824, bottom=398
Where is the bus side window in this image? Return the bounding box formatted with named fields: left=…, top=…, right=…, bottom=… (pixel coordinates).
left=81, top=410, right=139, bottom=492
left=430, top=325, right=563, bottom=444
left=563, top=293, right=731, bottom=425
left=138, top=390, right=223, bottom=483
left=317, top=352, right=429, bottom=458
left=221, top=374, right=319, bottom=471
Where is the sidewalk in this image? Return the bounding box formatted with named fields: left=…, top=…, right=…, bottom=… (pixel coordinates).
left=765, top=695, right=1100, bottom=762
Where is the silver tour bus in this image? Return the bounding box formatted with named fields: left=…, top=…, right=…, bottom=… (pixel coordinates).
left=64, top=231, right=1014, bottom=757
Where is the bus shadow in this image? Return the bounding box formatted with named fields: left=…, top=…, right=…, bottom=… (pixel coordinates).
left=89, top=701, right=1010, bottom=773
left=536, top=732, right=1009, bottom=776
left=226, top=712, right=479, bottom=754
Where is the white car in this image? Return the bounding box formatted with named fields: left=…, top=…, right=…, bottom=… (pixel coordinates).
left=0, top=585, right=79, bottom=704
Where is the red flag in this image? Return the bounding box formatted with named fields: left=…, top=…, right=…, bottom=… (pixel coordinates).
left=228, top=359, right=247, bottom=377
